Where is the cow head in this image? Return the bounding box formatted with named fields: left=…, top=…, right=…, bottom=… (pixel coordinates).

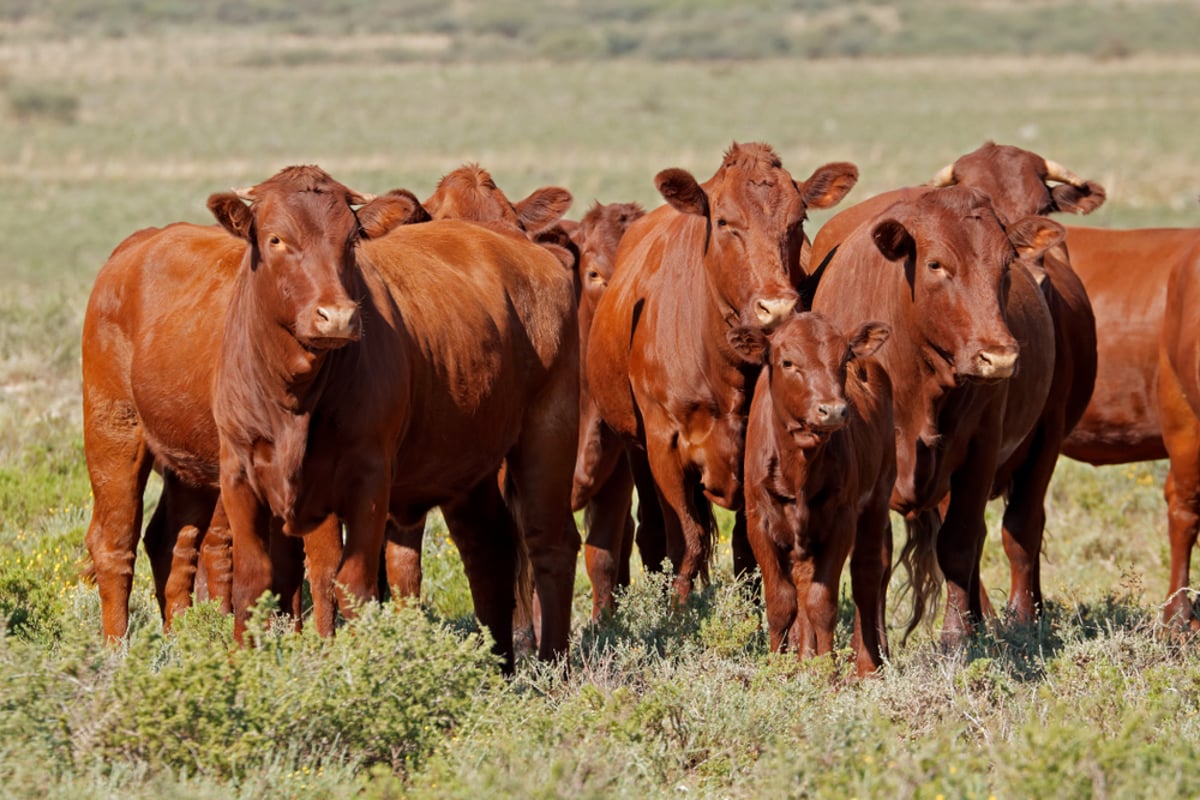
left=871, top=186, right=1064, bottom=384
left=424, top=164, right=573, bottom=236
left=930, top=141, right=1106, bottom=224
left=735, top=313, right=890, bottom=448
left=209, top=165, right=370, bottom=351
left=573, top=201, right=645, bottom=326
left=656, top=142, right=858, bottom=330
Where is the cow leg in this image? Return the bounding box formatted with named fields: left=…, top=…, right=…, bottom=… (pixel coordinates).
left=1160, top=364, right=1200, bottom=628
left=270, top=522, right=306, bottom=632
left=850, top=503, right=892, bottom=676
left=810, top=514, right=853, bottom=661
left=505, top=403, right=581, bottom=663
left=443, top=480, right=519, bottom=672
left=223, top=474, right=274, bottom=646
left=383, top=514, right=426, bottom=602
left=198, top=498, right=232, bottom=614
left=939, top=459, right=997, bottom=644
left=790, top=557, right=817, bottom=658
left=630, top=450, right=668, bottom=573
left=334, top=474, right=389, bottom=619
left=303, top=514, right=343, bottom=635
left=158, top=477, right=220, bottom=629
left=583, top=460, right=635, bottom=620
left=83, top=416, right=154, bottom=642
left=744, top=506, right=796, bottom=652
left=644, top=429, right=713, bottom=602
left=999, top=421, right=1059, bottom=625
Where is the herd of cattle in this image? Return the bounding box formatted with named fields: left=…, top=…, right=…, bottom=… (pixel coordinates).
left=79, top=141, right=1200, bottom=675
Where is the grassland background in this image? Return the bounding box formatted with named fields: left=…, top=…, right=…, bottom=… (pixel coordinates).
left=1, top=2, right=1199, bottom=798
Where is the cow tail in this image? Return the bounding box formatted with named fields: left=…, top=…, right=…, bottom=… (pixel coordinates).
left=511, top=527, right=538, bottom=658
left=898, top=507, right=943, bottom=643
left=690, top=481, right=718, bottom=585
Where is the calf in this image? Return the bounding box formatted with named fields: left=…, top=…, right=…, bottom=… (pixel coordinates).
left=740, top=314, right=894, bottom=676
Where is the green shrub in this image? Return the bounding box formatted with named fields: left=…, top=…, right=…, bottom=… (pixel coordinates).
left=8, top=86, right=79, bottom=124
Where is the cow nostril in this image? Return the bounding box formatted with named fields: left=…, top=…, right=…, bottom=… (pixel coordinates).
left=316, top=307, right=332, bottom=323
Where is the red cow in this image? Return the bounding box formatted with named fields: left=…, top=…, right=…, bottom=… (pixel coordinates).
left=587, top=142, right=858, bottom=600
left=738, top=313, right=895, bottom=676
left=810, top=186, right=1062, bottom=642
left=1059, top=226, right=1200, bottom=465
left=372, top=164, right=574, bottom=653
left=567, top=201, right=671, bottom=619
left=81, top=175, right=423, bottom=640
left=1156, top=237, right=1200, bottom=626
left=810, top=142, right=1102, bottom=625
left=209, top=171, right=580, bottom=671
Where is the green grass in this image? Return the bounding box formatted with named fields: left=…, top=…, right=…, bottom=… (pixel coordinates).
left=1, top=21, right=1200, bottom=798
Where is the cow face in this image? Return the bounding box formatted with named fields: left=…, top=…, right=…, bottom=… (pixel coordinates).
left=424, top=164, right=573, bottom=236
left=209, top=166, right=367, bottom=351
left=573, top=202, right=645, bottom=326
left=656, top=143, right=857, bottom=330
left=763, top=314, right=890, bottom=448
left=932, top=142, right=1106, bottom=224
left=872, top=187, right=1045, bottom=384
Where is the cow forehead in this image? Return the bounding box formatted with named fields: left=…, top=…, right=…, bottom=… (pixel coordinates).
left=252, top=189, right=360, bottom=241
left=773, top=316, right=845, bottom=365
left=952, top=145, right=1051, bottom=219
left=709, top=165, right=805, bottom=225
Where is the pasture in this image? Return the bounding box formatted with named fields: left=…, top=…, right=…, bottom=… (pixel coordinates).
left=1, top=21, right=1199, bottom=798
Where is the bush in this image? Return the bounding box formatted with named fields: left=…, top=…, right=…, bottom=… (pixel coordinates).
left=8, top=86, right=79, bottom=124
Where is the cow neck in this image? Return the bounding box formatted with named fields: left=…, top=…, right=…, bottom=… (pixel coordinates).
left=878, top=282, right=952, bottom=451
left=218, top=265, right=338, bottom=524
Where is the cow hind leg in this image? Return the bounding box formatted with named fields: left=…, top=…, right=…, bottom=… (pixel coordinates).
left=443, top=480, right=520, bottom=672
left=83, top=417, right=154, bottom=642
left=999, top=421, right=1059, bottom=626
left=1160, top=371, right=1200, bottom=629
left=583, top=462, right=635, bottom=620
left=382, top=514, right=426, bottom=602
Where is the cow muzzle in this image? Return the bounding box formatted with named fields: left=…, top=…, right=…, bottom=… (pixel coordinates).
left=969, top=344, right=1019, bottom=381
left=753, top=295, right=798, bottom=328
left=308, top=303, right=362, bottom=347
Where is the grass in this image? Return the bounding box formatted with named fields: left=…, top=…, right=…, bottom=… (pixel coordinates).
left=1, top=20, right=1199, bottom=798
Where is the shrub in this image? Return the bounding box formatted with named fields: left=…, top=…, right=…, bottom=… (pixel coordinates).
left=8, top=86, right=79, bottom=124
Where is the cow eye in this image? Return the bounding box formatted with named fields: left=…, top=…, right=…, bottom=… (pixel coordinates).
left=927, top=260, right=941, bottom=271
left=781, top=359, right=794, bottom=369
left=716, top=218, right=728, bottom=228
left=268, top=235, right=283, bottom=247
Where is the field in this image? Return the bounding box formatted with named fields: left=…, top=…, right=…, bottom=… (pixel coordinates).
left=2, top=7, right=1200, bottom=798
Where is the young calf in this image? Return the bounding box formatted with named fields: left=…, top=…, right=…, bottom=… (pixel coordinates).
left=738, top=313, right=895, bottom=676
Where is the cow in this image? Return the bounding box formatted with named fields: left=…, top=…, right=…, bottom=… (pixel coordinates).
left=208, top=168, right=580, bottom=671
left=810, top=185, right=1062, bottom=642
left=1155, top=237, right=1200, bottom=626
left=586, top=142, right=858, bottom=601
left=737, top=313, right=895, bottom=676
left=809, top=142, right=1102, bottom=626
left=566, top=200, right=672, bottom=620
left=1059, top=226, right=1200, bottom=465
left=81, top=175, right=425, bottom=641
left=377, top=164, right=575, bottom=607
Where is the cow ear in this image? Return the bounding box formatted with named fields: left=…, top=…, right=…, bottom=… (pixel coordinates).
left=357, top=189, right=430, bottom=239
left=871, top=218, right=914, bottom=262
left=848, top=321, right=891, bottom=360
left=798, top=162, right=859, bottom=210
left=1007, top=216, right=1065, bottom=260
left=208, top=192, right=254, bottom=241
left=514, top=187, right=573, bottom=234
left=655, top=168, right=708, bottom=217
left=726, top=326, right=769, bottom=365
left=1050, top=180, right=1106, bottom=216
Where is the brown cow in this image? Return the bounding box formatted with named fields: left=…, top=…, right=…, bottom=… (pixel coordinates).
left=587, top=143, right=858, bottom=600
left=372, top=164, right=575, bottom=652
left=567, top=200, right=672, bottom=619
left=209, top=171, right=580, bottom=669
left=738, top=313, right=895, bottom=676
left=810, top=186, right=1062, bottom=642
left=810, top=142, right=1102, bottom=625
left=81, top=173, right=423, bottom=641
left=1060, top=226, right=1200, bottom=465
left=1156, top=237, right=1200, bottom=626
